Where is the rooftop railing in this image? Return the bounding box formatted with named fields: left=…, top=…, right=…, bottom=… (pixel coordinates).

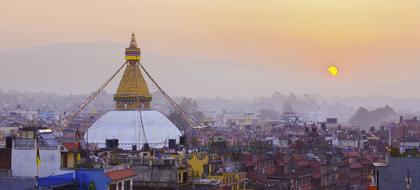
left=13, top=138, right=34, bottom=149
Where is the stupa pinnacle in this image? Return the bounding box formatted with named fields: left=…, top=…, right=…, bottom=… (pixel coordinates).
left=113, top=33, right=152, bottom=110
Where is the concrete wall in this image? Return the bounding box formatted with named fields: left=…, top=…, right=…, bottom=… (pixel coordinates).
left=378, top=157, right=420, bottom=190
left=11, top=141, right=61, bottom=177
left=133, top=165, right=179, bottom=188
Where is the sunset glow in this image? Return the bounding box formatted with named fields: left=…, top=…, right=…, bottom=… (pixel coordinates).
left=1, top=0, right=420, bottom=97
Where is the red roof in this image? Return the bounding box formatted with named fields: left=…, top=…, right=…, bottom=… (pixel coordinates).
left=350, top=162, right=362, bottom=169
left=297, top=160, right=310, bottom=168
left=63, top=142, right=80, bottom=151
left=106, top=168, right=136, bottom=181
left=310, top=161, right=321, bottom=179
left=310, top=160, right=321, bottom=169
left=312, top=172, right=321, bottom=179
left=343, top=151, right=359, bottom=158
left=360, top=157, right=373, bottom=165
left=291, top=154, right=304, bottom=161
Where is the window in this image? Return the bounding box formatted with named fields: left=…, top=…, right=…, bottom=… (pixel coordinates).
left=61, top=152, right=68, bottom=168
left=124, top=180, right=130, bottom=190
left=163, top=159, right=171, bottom=165
left=110, top=184, right=116, bottom=190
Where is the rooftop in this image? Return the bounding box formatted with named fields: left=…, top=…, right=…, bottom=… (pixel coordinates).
left=105, top=168, right=136, bottom=182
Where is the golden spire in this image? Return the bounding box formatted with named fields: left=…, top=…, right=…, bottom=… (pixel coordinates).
left=113, top=33, right=152, bottom=110
left=125, top=33, right=141, bottom=61
left=128, top=32, right=138, bottom=48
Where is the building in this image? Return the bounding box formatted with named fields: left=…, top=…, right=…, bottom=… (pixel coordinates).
left=377, top=157, right=420, bottom=190
left=224, top=113, right=259, bottom=129
left=85, top=34, right=182, bottom=150
left=390, top=116, right=420, bottom=142
left=399, top=141, right=420, bottom=153
left=0, top=126, right=18, bottom=148
left=11, top=127, right=66, bottom=177
left=35, top=166, right=136, bottom=190
left=82, top=34, right=249, bottom=190
left=326, top=118, right=338, bottom=129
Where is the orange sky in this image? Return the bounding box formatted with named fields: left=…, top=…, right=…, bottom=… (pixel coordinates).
left=1, top=0, right=420, bottom=96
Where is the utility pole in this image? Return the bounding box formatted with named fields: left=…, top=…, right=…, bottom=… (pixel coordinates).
left=405, top=168, right=411, bottom=190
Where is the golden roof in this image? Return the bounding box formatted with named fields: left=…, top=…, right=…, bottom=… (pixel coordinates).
left=115, top=62, right=150, bottom=99
left=114, top=33, right=151, bottom=100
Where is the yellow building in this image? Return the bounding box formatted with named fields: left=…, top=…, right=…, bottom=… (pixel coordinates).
left=188, top=152, right=246, bottom=190
left=61, top=142, right=80, bottom=169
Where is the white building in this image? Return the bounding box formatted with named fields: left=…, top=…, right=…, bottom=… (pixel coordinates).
left=11, top=129, right=70, bottom=177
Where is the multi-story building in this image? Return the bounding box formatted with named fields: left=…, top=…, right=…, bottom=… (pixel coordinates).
left=224, top=113, right=260, bottom=129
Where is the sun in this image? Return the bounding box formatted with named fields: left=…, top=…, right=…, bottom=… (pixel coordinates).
left=327, top=66, right=339, bottom=76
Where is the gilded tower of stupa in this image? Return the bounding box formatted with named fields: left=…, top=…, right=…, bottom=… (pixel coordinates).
left=113, top=33, right=152, bottom=110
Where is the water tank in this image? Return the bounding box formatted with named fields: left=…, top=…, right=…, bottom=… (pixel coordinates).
left=169, top=139, right=176, bottom=149
left=6, top=136, right=12, bottom=149
left=105, top=139, right=119, bottom=149
left=143, top=143, right=150, bottom=151
left=179, top=136, right=186, bottom=145
left=321, top=123, right=326, bottom=131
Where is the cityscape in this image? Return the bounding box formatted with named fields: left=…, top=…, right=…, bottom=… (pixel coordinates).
left=1, top=1, right=420, bottom=190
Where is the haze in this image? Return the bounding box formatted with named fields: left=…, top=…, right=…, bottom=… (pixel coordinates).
left=1, top=0, right=420, bottom=98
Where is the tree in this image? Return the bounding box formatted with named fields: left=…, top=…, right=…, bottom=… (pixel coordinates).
left=179, top=98, right=198, bottom=114
left=258, top=108, right=280, bottom=120
left=88, top=182, right=96, bottom=190
left=168, top=112, right=189, bottom=131
left=169, top=97, right=202, bottom=130
left=389, top=147, right=400, bottom=157
left=192, top=111, right=205, bottom=123
left=271, top=91, right=284, bottom=100
left=349, top=106, right=396, bottom=129
left=191, top=136, right=199, bottom=147
left=282, top=102, right=294, bottom=113
left=349, top=107, right=369, bottom=127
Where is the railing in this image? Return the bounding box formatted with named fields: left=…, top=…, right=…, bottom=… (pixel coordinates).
left=104, top=165, right=130, bottom=173
left=13, top=138, right=59, bottom=149
left=13, top=138, right=34, bottom=149
left=38, top=139, right=59, bottom=149
left=117, top=157, right=177, bottom=166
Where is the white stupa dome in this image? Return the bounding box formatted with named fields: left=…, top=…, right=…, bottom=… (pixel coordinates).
left=85, top=110, right=182, bottom=150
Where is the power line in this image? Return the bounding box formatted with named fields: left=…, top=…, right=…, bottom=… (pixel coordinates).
left=56, top=61, right=128, bottom=135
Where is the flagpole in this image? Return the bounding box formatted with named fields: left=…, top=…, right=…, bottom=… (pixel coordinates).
left=35, top=129, right=39, bottom=189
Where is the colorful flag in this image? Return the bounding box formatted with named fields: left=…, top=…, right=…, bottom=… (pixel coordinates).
left=36, top=147, right=41, bottom=167
left=75, top=128, right=81, bottom=139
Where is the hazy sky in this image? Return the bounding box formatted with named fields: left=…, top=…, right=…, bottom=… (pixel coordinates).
left=1, top=1, right=420, bottom=97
